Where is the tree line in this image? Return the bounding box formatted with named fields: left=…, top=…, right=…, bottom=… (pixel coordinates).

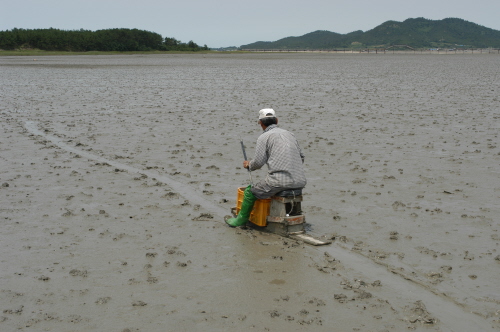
left=0, top=28, right=209, bottom=52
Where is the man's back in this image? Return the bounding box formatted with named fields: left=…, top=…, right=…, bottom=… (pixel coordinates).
left=251, top=125, right=306, bottom=189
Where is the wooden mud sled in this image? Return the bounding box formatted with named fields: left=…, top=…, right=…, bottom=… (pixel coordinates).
left=227, top=187, right=331, bottom=246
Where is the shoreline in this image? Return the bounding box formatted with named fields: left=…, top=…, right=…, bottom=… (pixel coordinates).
left=2, top=48, right=500, bottom=57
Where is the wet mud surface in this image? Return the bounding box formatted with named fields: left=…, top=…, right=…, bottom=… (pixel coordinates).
left=1, top=53, right=499, bottom=331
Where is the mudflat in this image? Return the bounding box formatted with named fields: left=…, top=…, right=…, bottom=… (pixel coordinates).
left=1, top=53, right=499, bottom=331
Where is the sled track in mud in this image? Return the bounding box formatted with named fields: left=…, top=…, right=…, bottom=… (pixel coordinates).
left=25, top=121, right=229, bottom=219
left=25, top=120, right=494, bottom=332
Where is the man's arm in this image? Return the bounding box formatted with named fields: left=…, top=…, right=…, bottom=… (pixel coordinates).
left=296, top=140, right=305, bottom=163
left=248, top=136, right=268, bottom=171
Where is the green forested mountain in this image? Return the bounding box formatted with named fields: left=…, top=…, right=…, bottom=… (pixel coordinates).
left=241, top=18, right=500, bottom=49
left=0, top=28, right=209, bottom=52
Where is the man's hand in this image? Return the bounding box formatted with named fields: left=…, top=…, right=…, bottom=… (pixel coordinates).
left=243, top=160, right=250, bottom=169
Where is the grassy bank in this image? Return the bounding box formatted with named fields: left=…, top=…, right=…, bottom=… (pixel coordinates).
left=0, top=49, right=216, bottom=56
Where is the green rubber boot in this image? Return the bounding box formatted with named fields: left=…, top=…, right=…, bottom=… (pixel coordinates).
left=225, top=186, right=257, bottom=227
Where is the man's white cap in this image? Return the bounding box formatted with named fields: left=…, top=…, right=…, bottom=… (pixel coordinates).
left=258, top=108, right=276, bottom=119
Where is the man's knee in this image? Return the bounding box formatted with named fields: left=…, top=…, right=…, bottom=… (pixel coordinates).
left=250, top=183, right=271, bottom=200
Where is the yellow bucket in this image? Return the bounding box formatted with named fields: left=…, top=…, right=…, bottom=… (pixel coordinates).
left=235, top=187, right=270, bottom=227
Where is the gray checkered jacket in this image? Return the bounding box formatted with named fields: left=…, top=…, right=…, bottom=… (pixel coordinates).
left=249, top=124, right=306, bottom=189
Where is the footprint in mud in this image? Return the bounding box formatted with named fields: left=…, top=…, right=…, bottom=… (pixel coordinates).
left=132, top=301, right=147, bottom=307
left=269, top=309, right=281, bottom=318
left=311, top=252, right=342, bottom=273
left=334, top=293, right=348, bottom=303
left=176, top=261, right=191, bottom=267
left=95, top=297, right=111, bottom=304
left=147, top=276, right=158, bottom=284
left=297, top=317, right=323, bottom=326
left=192, top=213, right=213, bottom=221
left=404, top=300, right=437, bottom=324
left=166, top=247, right=186, bottom=256
left=69, top=269, right=88, bottom=277
left=269, top=279, right=285, bottom=285
left=162, top=191, right=179, bottom=199
left=3, top=306, right=24, bottom=315
left=354, top=289, right=372, bottom=299
left=306, top=297, right=326, bottom=306
left=274, top=295, right=290, bottom=302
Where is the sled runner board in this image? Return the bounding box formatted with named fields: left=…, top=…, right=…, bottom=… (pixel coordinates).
left=290, top=233, right=332, bottom=246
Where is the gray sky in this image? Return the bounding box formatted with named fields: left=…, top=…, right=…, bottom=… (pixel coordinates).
left=2, top=0, right=499, bottom=48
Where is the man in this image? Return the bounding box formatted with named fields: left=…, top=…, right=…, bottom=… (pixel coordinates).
left=225, top=108, right=307, bottom=227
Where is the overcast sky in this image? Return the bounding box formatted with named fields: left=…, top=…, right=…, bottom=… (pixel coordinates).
left=2, top=0, right=499, bottom=48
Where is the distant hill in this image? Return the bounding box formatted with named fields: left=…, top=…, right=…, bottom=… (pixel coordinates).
left=240, top=18, right=500, bottom=49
